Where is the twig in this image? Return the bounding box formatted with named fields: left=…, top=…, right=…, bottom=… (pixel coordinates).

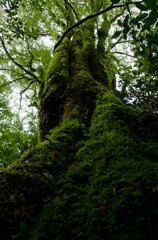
left=112, top=51, right=136, bottom=58
left=110, top=7, right=125, bottom=24
left=19, top=80, right=37, bottom=109
left=97, top=0, right=103, bottom=13
left=20, top=80, right=36, bottom=95
left=111, top=36, right=123, bottom=49
left=0, top=68, right=17, bottom=73
left=0, top=77, right=26, bottom=88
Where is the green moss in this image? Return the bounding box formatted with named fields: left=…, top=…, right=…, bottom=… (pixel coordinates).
left=43, top=36, right=70, bottom=94
left=26, top=91, right=158, bottom=240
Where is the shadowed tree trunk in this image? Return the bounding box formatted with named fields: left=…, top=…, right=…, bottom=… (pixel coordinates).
left=1, top=19, right=158, bottom=240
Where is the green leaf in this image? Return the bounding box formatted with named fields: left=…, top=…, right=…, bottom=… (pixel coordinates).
left=147, top=11, right=157, bottom=25
left=143, top=11, right=157, bottom=30
left=110, top=0, right=121, bottom=4
left=123, top=25, right=130, bottom=39
left=144, top=0, right=158, bottom=10
left=117, top=20, right=123, bottom=27
left=112, top=31, right=122, bottom=39
left=124, top=15, right=129, bottom=25
left=136, top=13, right=148, bottom=22
left=136, top=3, right=148, bottom=11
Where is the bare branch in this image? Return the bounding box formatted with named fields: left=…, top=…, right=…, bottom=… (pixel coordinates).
left=54, top=1, right=142, bottom=50
left=112, top=51, right=136, bottom=58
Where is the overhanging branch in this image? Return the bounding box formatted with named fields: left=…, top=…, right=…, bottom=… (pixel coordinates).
left=54, top=1, right=142, bottom=50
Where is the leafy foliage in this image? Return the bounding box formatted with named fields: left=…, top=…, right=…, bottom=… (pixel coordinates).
left=112, top=0, right=158, bottom=112
left=0, top=86, right=37, bottom=167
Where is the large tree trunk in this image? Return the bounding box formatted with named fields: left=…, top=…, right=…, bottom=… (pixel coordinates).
left=38, top=22, right=109, bottom=141
left=1, top=25, right=158, bottom=239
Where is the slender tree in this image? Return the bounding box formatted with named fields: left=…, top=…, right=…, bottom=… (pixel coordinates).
left=0, top=0, right=158, bottom=239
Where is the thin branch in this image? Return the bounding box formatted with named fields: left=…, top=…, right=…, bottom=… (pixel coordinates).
left=97, top=0, right=103, bottom=13
left=45, top=4, right=66, bottom=29
left=112, top=39, right=132, bottom=49
left=118, top=40, right=131, bottom=44
left=54, top=1, right=142, bottom=50
left=65, top=0, right=80, bottom=21
left=112, top=51, right=136, bottom=58
left=110, top=7, right=125, bottom=24
left=0, top=68, right=17, bottom=73
left=0, top=37, right=40, bottom=82
left=111, top=36, right=123, bottom=49
left=0, top=77, right=26, bottom=88
left=19, top=80, right=37, bottom=109
left=20, top=80, right=36, bottom=96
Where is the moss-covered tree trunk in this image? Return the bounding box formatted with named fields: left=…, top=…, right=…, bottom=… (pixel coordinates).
left=38, top=19, right=110, bottom=141
left=1, top=22, right=158, bottom=240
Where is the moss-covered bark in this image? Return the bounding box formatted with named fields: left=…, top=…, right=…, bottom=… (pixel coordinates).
left=1, top=26, right=158, bottom=239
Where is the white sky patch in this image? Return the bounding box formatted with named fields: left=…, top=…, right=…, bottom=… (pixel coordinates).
left=9, top=86, right=37, bottom=131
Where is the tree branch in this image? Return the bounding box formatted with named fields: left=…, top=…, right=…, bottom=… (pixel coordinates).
left=97, top=0, right=103, bottom=13
left=112, top=39, right=132, bottom=49
left=110, top=7, right=125, bottom=24
left=45, top=4, right=66, bottom=29
left=0, top=77, right=27, bottom=88
left=54, top=1, right=142, bottom=50
left=0, top=37, right=40, bottom=82
left=111, top=36, right=123, bottom=49
left=112, top=51, right=136, bottom=58
left=20, top=80, right=36, bottom=96
left=65, top=0, right=80, bottom=21
left=0, top=68, right=17, bottom=73
left=19, top=80, right=37, bottom=109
